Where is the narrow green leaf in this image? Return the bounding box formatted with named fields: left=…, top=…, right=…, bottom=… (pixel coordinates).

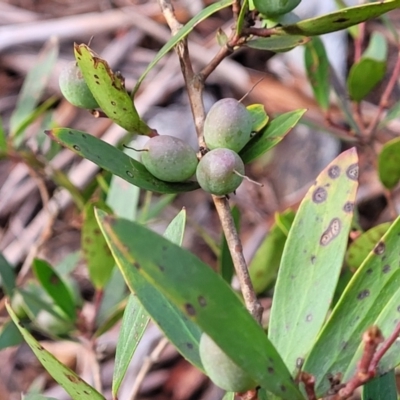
left=82, top=201, right=115, bottom=289
left=246, top=35, right=310, bottom=52
left=74, top=44, right=151, bottom=134
left=32, top=259, right=76, bottom=320
left=274, top=1, right=400, bottom=37
left=269, top=148, right=359, bottom=374
left=22, top=395, right=58, bottom=400
left=133, top=0, right=234, bottom=93
left=304, top=37, right=330, bottom=111
left=345, top=223, right=391, bottom=271
left=10, top=38, right=59, bottom=138
left=0, top=320, right=23, bottom=350
left=96, top=212, right=304, bottom=399
left=222, top=392, right=235, bottom=400
left=236, top=0, right=249, bottom=35
left=362, top=370, right=397, bottom=400
left=240, top=109, right=306, bottom=164
left=247, top=104, right=269, bottom=132
left=46, top=128, right=199, bottom=194
left=0, top=117, right=7, bottom=152
left=6, top=303, right=105, bottom=400
left=249, top=210, right=295, bottom=294
left=0, top=253, right=16, bottom=297
left=112, top=294, right=149, bottom=396
left=378, top=137, right=400, bottom=189
left=303, top=215, right=400, bottom=396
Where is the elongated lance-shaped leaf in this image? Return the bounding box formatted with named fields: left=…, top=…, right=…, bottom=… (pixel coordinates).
left=273, top=0, right=400, bottom=37
left=6, top=303, right=105, bottom=400
left=96, top=212, right=304, bottom=399
left=304, top=37, right=330, bottom=111
left=74, top=44, right=151, bottom=135
left=112, top=209, right=186, bottom=396
left=133, top=0, right=233, bottom=94
left=98, top=208, right=203, bottom=373
left=45, top=128, right=199, bottom=194
left=268, top=148, right=359, bottom=375
left=303, top=215, right=400, bottom=396
left=240, top=109, right=306, bottom=164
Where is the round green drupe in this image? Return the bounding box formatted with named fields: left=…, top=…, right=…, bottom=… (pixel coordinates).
left=59, top=61, right=99, bottom=109
left=141, top=135, right=198, bottom=183
left=253, top=0, right=301, bottom=17
left=196, top=148, right=244, bottom=196
left=204, top=98, right=252, bottom=153
left=199, top=333, right=257, bottom=392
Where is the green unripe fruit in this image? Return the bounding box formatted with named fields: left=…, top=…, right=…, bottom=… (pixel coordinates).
left=199, top=333, right=257, bottom=392
left=141, top=135, right=198, bottom=183
left=59, top=61, right=99, bottom=109
left=196, top=148, right=244, bottom=196
left=204, top=98, right=252, bottom=153
left=253, top=0, right=301, bottom=17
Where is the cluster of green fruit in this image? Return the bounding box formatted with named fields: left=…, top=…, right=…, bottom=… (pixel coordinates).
left=141, top=97, right=252, bottom=196
left=59, top=62, right=253, bottom=196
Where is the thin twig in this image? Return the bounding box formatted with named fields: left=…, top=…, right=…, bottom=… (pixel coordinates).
left=130, top=337, right=169, bottom=400
left=365, top=48, right=400, bottom=138
left=213, top=196, right=263, bottom=323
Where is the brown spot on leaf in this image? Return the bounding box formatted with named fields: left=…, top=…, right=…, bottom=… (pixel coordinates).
left=343, top=202, right=354, bottom=213
left=184, top=303, right=196, bottom=316
left=306, top=314, right=313, bottom=322
left=73, top=145, right=80, bottom=151
left=312, top=186, right=327, bottom=203
left=328, top=165, right=341, bottom=179
left=357, top=289, right=370, bottom=300
left=374, top=241, right=385, bottom=255
left=111, top=100, right=116, bottom=106
left=334, top=18, right=348, bottom=23
left=346, top=164, right=358, bottom=180
left=382, top=265, right=391, bottom=274
left=267, top=366, right=274, bottom=374
left=133, top=262, right=140, bottom=269
left=320, top=218, right=341, bottom=246
left=126, top=171, right=134, bottom=178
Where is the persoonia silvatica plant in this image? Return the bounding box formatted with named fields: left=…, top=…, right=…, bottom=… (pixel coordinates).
left=6, top=1, right=400, bottom=400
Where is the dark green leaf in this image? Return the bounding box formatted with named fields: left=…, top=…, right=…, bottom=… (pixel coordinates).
left=246, top=35, right=310, bottom=52
left=82, top=200, right=115, bottom=289
left=0, top=320, right=23, bottom=350
left=378, top=137, right=400, bottom=189
left=274, top=1, right=400, bottom=37
left=269, top=148, right=359, bottom=374
left=96, top=212, right=304, bottom=399
left=46, top=128, right=199, bottom=194
left=6, top=303, right=105, bottom=400
left=236, top=0, right=249, bottom=35
left=32, top=259, right=76, bottom=320
left=0, top=253, right=16, bottom=297
left=303, top=216, right=400, bottom=396
left=240, top=109, right=306, bottom=164
left=304, top=37, right=330, bottom=111
left=362, top=370, right=397, bottom=400
left=249, top=210, right=295, bottom=294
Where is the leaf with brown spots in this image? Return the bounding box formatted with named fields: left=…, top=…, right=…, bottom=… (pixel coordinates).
left=273, top=0, right=400, bottom=37
left=304, top=215, right=400, bottom=396
left=74, top=44, right=151, bottom=134
left=6, top=303, right=105, bottom=400
left=269, top=148, right=358, bottom=375
left=96, top=210, right=304, bottom=399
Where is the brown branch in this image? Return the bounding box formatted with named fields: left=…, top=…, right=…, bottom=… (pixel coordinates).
left=213, top=196, right=263, bottom=323
left=365, top=48, right=400, bottom=139
left=299, top=372, right=317, bottom=400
